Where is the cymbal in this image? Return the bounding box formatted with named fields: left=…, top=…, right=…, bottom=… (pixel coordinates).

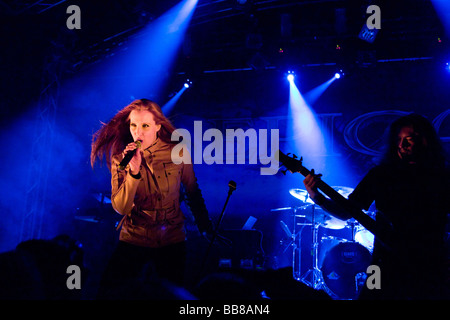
left=289, top=188, right=314, bottom=204
left=331, top=186, right=354, bottom=198
left=288, top=186, right=354, bottom=229
left=270, top=206, right=295, bottom=212
left=74, top=216, right=101, bottom=223
left=270, top=205, right=310, bottom=212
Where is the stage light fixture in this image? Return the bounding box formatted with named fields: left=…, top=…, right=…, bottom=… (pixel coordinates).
left=446, top=62, right=450, bottom=72
left=334, top=69, right=344, bottom=79
left=287, top=71, right=295, bottom=82
left=184, top=79, right=192, bottom=88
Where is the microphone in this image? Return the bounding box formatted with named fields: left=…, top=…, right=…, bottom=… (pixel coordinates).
left=228, top=180, right=236, bottom=195
left=118, top=140, right=142, bottom=171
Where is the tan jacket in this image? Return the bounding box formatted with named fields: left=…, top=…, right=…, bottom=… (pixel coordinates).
left=111, top=138, right=212, bottom=248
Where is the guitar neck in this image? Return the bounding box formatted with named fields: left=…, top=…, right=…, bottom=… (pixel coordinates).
left=314, top=178, right=377, bottom=231
left=295, top=165, right=351, bottom=209
left=294, top=163, right=378, bottom=234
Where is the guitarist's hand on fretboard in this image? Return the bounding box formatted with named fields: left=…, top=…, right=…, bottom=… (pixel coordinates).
left=303, top=169, right=322, bottom=201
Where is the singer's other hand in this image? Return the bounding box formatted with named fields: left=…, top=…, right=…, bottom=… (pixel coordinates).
left=123, top=142, right=142, bottom=175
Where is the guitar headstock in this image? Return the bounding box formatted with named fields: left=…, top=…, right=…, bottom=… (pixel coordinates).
left=278, top=150, right=311, bottom=177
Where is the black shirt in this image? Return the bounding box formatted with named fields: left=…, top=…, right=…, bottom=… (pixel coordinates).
left=349, top=162, right=449, bottom=298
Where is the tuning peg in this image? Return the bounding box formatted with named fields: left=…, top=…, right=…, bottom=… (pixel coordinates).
left=300, top=156, right=303, bottom=162
left=293, top=154, right=298, bottom=159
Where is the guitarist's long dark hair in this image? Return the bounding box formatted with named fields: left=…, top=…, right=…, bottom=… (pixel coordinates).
left=381, top=113, right=447, bottom=171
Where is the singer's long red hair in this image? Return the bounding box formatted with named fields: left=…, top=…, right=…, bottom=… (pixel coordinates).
left=90, top=99, right=176, bottom=169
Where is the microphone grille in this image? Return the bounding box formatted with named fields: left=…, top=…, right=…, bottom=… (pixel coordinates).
left=228, top=180, right=236, bottom=189
left=135, top=140, right=142, bottom=148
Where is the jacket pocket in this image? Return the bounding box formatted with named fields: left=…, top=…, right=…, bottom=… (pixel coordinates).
left=165, top=208, right=184, bottom=226
left=163, top=162, right=182, bottom=192
left=123, top=215, right=149, bottom=241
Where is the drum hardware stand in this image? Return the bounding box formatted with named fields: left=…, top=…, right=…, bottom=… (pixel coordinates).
left=291, top=206, right=310, bottom=280
left=279, top=220, right=295, bottom=253
left=297, top=205, right=329, bottom=292
left=347, top=220, right=357, bottom=242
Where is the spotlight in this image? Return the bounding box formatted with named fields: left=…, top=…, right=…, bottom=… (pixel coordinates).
left=184, top=79, right=192, bottom=88
left=287, top=71, right=295, bottom=82
left=334, top=69, right=344, bottom=79
left=446, top=62, right=450, bottom=72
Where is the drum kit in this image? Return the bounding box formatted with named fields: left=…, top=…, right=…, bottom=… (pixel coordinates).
left=271, top=186, right=375, bottom=300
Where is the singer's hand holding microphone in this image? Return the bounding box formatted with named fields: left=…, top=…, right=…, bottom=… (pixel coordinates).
left=119, top=140, right=142, bottom=174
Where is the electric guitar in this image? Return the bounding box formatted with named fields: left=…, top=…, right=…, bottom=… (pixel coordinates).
left=277, top=150, right=393, bottom=250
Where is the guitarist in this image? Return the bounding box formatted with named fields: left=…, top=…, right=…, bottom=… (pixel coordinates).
left=303, top=113, right=449, bottom=299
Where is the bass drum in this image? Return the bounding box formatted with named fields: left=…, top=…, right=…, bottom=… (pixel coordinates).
left=321, top=241, right=372, bottom=300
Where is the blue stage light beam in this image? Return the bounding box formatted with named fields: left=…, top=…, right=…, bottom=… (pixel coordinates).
left=431, top=0, right=450, bottom=35
left=81, top=0, right=199, bottom=105
left=304, top=75, right=339, bottom=106
left=285, top=76, right=360, bottom=195
left=162, top=85, right=188, bottom=114
left=287, top=78, right=326, bottom=169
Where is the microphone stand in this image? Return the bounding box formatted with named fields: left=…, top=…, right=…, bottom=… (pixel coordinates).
left=198, top=181, right=236, bottom=280
left=214, top=182, right=236, bottom=235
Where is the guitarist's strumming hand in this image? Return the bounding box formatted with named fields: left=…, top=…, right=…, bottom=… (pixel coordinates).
left=303, top=169, right=323, bottom=201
